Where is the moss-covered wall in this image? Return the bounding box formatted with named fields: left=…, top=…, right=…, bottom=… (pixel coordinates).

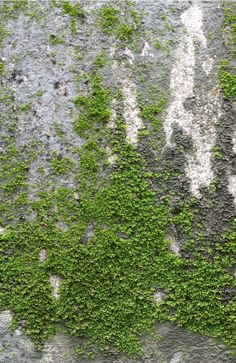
left=0, top=1, right=235, bottom=362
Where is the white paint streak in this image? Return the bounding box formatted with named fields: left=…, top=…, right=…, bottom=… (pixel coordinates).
left=122, top=78, right=143, bottom=145
left=185, top=87, right=221, bottom=197
left=181, top=5, right=207, bottom=48
left=49, top=275, right=61, bottom=299
left=109, top=46, right=144, bottom=146
left=228, top=175, right=236, bottom=206
left=164, top=2, right=221, bottom=198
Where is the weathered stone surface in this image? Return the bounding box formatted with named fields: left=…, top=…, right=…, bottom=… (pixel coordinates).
left=0, top=0, right=235, bottom=362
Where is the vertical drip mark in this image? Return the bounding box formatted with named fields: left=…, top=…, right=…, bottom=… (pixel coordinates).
left=164, top=2, right=221, bottom=198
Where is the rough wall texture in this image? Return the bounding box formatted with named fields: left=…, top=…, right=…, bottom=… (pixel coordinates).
left=0, top=0, right=236, bottom=362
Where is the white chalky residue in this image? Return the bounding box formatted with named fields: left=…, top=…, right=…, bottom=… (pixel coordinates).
left=185, top=87, right=221, bottom=197
left=141, top=41, right=154, bottom=58
left=39, top=249, right=48, bottom=262
left=169, top=352, right=183, bottom=363
left=228, top=175, right=236, bottom=206
left=110, top=46, right=144, bottom=146
left=0, top=226, right=5, bottom=234
left=106, top=146, right=117, bottom=165
left=122, top=78, right=143, bottom=145
left=154, top=290, right=166, bottom=303
left=181, top=4, right=207, bottom=48
left=40, top=344, right=55, bottom=363
left=164, top=2, right=221, bottom=198
left=170, top=241, right=181, bottom=256
left=232, top=131, right=236, bottom=154
left=202, top=57, right=214, bottom=75
left=124, top=47, right=135, bottom=64
left=14, top=328, right=23, bottom=336
left=107, top=99, right=117, bottom=129
left=0, top=311, right=12, bottom=330
left=166, top=235, right=181, bottom=255
left=49, top=275, right=61, bottom=299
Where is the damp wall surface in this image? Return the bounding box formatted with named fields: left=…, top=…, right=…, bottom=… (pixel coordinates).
left=0, top=0, right=236, bottom=362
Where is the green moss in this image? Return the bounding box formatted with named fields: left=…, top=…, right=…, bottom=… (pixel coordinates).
left=220, top=3, right=236, bottom=99
left=94, top=51, right=107, bottom=68
left=212, top=146, right=223, bottom=160
left=0, top=62, right=4, bottom=76
left=219, top=60, right=236, bottom=99
left=98, top=3, right=142, bottom=44
left=49, top=34, right=65, bottom=45
left=50, top=154, right=74, bottom=175
left=57, top=0, right=86, bottom=35
left=73, top=73, right=111, bottom=138
left=140, top=96, right=167, bottom=131
left=19, top=102, right=31, bottom=112
left=98, top=5, right=120, bottom=35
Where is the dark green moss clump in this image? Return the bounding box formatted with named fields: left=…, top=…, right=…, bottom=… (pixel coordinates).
left=98, top=3, right=141, bottom=43
left=220, top=2, right=236, bottom=99
left=56, top=0, right=86, bottom=34
left=73, top=73, right=111, bottom=138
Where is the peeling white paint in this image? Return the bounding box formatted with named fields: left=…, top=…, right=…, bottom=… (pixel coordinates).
left=49, top=275, right=61, bottom=299
left=181, top=4, right=207, bottom=48
left=169, top=352, right=183, bottom=363
left=39, top=249, right=48, bottom=262
left=185, top=87, right=221, bottom=197
left=164, top=2, right=221, bottom=198
left=109, top=46, right=144, bottom=146
left=122, top=78, right=143, bottom=145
